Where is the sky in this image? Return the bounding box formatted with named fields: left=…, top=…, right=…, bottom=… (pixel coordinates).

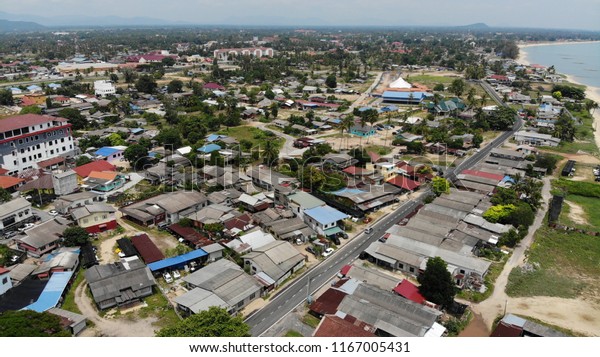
left=1, top=0, right=599, bottom=30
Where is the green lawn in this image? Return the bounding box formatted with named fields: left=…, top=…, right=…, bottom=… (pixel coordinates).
left=405, top=74, right=457, bottom=85
left=137, top=292, right=180, bottom=330
left=506, top=225, right=600, bottom=300
left=284, top=330, right=304, bottom=337
left=218, top=125, right=284, bottom=150
left=302, top=313, right=321, bottom=329
left=561, top=195, right=600, bottom=232
left=61, top=269, right=85, bottom=314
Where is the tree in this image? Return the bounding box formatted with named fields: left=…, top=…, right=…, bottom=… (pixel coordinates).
left=448, top=79, right=466, bottom=97
left=552, top=91, right=562, bottom=101
left=20, top=106, right=42, bottom=114
left=161, top=57, right=176, bottom=67
left=482, top=204, right=516, bottom=223
left=124, top=143, right=149, bottom=170
left=433, top=83, right=445, bottom=92
left=488, top=106, right=516, bottom=130
left=122, top=69, right=137, bottom=83
left=109, top=73, right=119, bottom=83
left=75, top=156, right=92, bottom=167
left=167, top=79, right=184, bottom=93
left=0, top=187, right=11, bottom=203
left=62, top=226, right=89, bottom=247
left=261, top=140, right=279, bottom=167
left=553, top=113, right=575, bottom=142
left=156, top=306, right=250, bottom=337
left=135, top=74, right=157, bottom=93
left=0, top=89, right=14, bottom=105
left=58, top=107, right=87, bottom=131
left=417, top=257, right=456, bottom=308
left=0, top=310, right=70, bottom=337
left=432, top=177, right=450, bottom=196
left=157, top=128, right=182, bottom=149
left=534, top=153, right=559, bottom=174
left=107, top=133, right=126, bottom=146
left=325, top=74, right=337, bottom=89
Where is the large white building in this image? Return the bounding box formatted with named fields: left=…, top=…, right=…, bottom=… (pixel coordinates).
left=213, top=47, right=274, bottom=61
left=94, top=80, right=116, bottom=97
left=0, top=114, right=75, bottom=175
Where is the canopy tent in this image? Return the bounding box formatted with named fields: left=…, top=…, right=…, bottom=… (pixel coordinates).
left=389, top=77, right=412, bottom=89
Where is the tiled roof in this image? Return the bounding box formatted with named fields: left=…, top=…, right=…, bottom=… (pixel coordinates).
left=0, top=114, right=67, bottom=133
left=73, top=161, right=115, bottom=178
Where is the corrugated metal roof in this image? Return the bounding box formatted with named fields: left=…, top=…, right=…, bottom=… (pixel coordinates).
left=22, top=271, right=73, bottom=312
left=147, top=248, right=207, bottom=272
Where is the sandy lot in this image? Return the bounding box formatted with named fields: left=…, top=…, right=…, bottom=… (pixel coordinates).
left=565, top=201, right=589, bottom=225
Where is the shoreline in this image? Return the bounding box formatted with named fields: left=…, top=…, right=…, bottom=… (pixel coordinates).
left=517, top=41, right=600, bottom=151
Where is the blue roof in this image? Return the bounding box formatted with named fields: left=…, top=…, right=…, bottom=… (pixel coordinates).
left=502, top=176, right=516, bottom=183
left=358, top=106, right=373, bottom=112
left=131, top=128, right=144, bottom=134
left=380, top=105, right=398, bottom=112
left=305, top=205, right=348, bottom=225
left=329, top=188, right=364, bottom=196
left=148, top=152, right=158, bottom=158
left=27, top=85, right=42, bottom=90
left=95, top=147, right=121, bottom=157
left=148, top=249, right=208, bottom=272
left=48, top=83, right=61, bottom=88
left=206, top=134, right=227, bottom=142
left=22, top=271, right=73, bottom=313
left=382, top=91, right=429, bottom=100
left=328, top=118, right=341, bottom=124
left=197, top=143, right=222, bottom=153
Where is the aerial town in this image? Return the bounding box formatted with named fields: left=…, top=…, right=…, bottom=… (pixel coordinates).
left=0, top=25, right=599, bottom=338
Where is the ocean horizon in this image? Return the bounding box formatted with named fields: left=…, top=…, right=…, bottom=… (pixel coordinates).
left=520, top=42, right=600, bottom=90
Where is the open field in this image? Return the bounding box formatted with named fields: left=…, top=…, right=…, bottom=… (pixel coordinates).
left=218, top=125, right=284, bottom=150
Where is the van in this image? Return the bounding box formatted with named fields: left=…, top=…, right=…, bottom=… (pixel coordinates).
left=364, top=227, right=373, bottom=234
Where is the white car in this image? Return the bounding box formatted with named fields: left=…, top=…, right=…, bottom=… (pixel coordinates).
left=172, top=270, right=181, bottom=279
left=322, top=247, right=335, bottom=257
left=48, top=210, right=59, bottom=216
left=163, top=272, right=174, bottom=284
left=18, top=223, right=35, bottom=232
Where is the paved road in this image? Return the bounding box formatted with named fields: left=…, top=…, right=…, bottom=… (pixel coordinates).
left=246, top=80, right=524, bottom=336
left=255, top=123, right=307, bottom=159
left=344, top=72, right=383, bottom=114
left=246, top=198, right=424, bottom=336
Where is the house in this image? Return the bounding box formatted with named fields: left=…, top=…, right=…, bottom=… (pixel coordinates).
left=393, top=279, right=426, bottom=304
left=47, top=308, right=87, bottom=336
left=243, top=240, right=305, bottom=287
left=387, top=175, right=420, bottom=192
left=83, top=171, right=126, bottom=192
left=0, top=197, right=32, bottom=234
left=536, top=103, right=561, bottom=120
left=21, top=271, right=74, bottom=313
left=490, top=148, right=526, bottom=161
left=238, top=193, right=272, bottom=212
left=177, top=259, right=262, bottom=315
left=71, top=203, right=117, bottom=233
left=303, top=205, right=348, bottom=236
left=367, top=162, right=397, bottom=182
left=322, top=153, right=358, bottom=169
left=273, top=119, right=289, bottom=129
left=51, top=170, right=78, bottom=196
left=226, top=229, right=276, bottom=254
left=131, top=234, right=165, bottom=264
left=54, top=191, right=102, bottom=214
left=120, top=191, right=208, bottom=226
left=94, top=80, right=116, bottom=97
left=203, top=82, right=225, bottom=91
left=514, top=131, right=561, bottom=147
left=197, top=143, right=222, bottom=154
left=73, top=160, right=116, bottom=180
left=349, top=124, right=376, bottom=137
left=32, top=247, right=80, bottom=279
left=328, top=185, right=400, bottom=213
left=223, top=213, right=254, bottom=237
left=286, top=191, right=325, bottom=219
left=302, top=86, right=317, bottom=94
left=248, top=166, right=298, bottom=191
left=491, top=314, right=567, bottom=337
left=0, top=267, right=11, bottom=296
left=17, top=217, right=70, bottom=258
left=94, top=146, right=126, bottom=163
left=85, top=257, right=156, bottom=310
left=340, top=264, right=400, bottom=291
left=264, top=216, right=316, bottom=242
left=0, top=176, right=25, bottom=192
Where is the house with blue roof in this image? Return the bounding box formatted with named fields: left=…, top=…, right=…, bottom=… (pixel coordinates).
left=47, top=83, right=62, bottom=89
left=206, top=134, right=228, bottom=143
left=21, top=271, right=74, bottom=313
left=197, top=143, right=222, bottom=154
left=8, top=87, right=22, bottom=95
left=304, top=205, right=348, bottom=236
left=94, top=146, right=126, bottom=163
left=382, top=91, right=430, bottom=105
left=350, top=124, right=376, bottom=137
left=27, top=85, right=43, bottom=93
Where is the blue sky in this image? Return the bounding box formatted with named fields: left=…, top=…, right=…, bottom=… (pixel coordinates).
left=2, top=0, right=599, bottom=30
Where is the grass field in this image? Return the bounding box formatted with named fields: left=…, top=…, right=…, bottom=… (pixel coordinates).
left=61, top=269, right=85, bottom=314
left=561, top=195, right=600, bottom=231
left=137, top=292, right=180, bottom=329
left=284, top=330, right=304, bottom=337
left=506, top=225, right=600, bottom=300
left=405, top=74, right=458, bottom=85
left=218, top=125, right=284, bottom=150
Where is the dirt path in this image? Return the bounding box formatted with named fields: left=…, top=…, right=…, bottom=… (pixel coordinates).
left=75, top=282, right=158, bottom=337
left=470, top=177, right=600, bottom=336
left=565, top=201, right=588, bottom=225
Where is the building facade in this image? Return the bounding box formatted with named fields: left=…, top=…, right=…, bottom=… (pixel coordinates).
left=0, top=114, right=75, bottom=175
left=93, top=80, right=116, bottom=97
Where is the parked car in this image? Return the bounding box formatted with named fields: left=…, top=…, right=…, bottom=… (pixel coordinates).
left=163, top=272, right=173, bottom=284
left=48, top=210, right=59, bottom=216
left=364, top=227, right=373, bottom=234
left=172, top=270, right=181, bottom=279
left=329, top=235, right=341, bottom=245
left=31, top=215, right=41, bottom=222
left=157, top=222, right=169, bottom=230
left=18, top=223, right=35, bottom=232
left=4, top=231, right=18, bottom=239
left=305, top=246, right=317, bottom=256
left=322, top=247, right=335, bottom=257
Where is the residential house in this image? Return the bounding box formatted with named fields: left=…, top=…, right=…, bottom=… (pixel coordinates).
left=237, top=193, right=272, bottom=212
left=243, top=240, right=306, bottom=288
left=304, top=205, right=348, bottom=236
left=72, top=160, right=116, bottom=181
left=248, top=166, right=298, bottom=191
left=0, top=197, right=32, bottom=234
left=491, top=314, right=567, bottom=337
left=322, top=153, right=358, bottom=169
left=514, top=131, right=560, bottom=147
left=382, top=91, right=429, bottom=104
left=177, top=259, right=262, bottom=315
left=47, top=308, right=87, bottom=336
left=17, top=217, right=71, bottom=257
left=225, top=229, right=276, bottom=254
left=53, top=191, right=102, bottom=214
left=285, top=191, right=325, bottom=220
left=367, top=162, right=397, bottom=182
left=328, top=185, right=400, bottom=213
left=71, top=203, right=117, bottom=233
left=85, top=257, right=156, bottom=310
left=350, top=124, right=376, bottom=137
left=264, top=217, right=316, bottom=242
left=32, top=247, right=80, bottom=279
left=120, top=191, right=208, bottom=226
left=0, top=176, right=25, bottom=193
left=313, top=315, right=377, bottom=337
left=490, top=148, right=526, bottom=161
left=83, top=171, right=126, bottom=192
left=94, top=146, right=126, bottom=163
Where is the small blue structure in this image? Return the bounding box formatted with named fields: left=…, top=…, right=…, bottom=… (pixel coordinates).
left=8, top=87, right=22, bottom=94
left=21, top=271, right=74, bottom=312
left=197, top=143, right=222, bottom=154
left=48, top=83, right=62, bottom=89
left=95, top=147, right=120, bottom=157
left=27, top=85, right=42, bottom=92
left=305, top=206, right=348, bottom=226
left=206, top=134, right=228, bottom=143
left=130, top=128, right=145, bottom=135
left=147, top=249, right=208, bottom=272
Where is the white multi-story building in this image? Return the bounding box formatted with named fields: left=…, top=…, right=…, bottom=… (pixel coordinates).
left=213, top=47, right=274, bottom=61
left=94, top=80, right=116, bottom=97
left=0, top=114, right=75, bottom=175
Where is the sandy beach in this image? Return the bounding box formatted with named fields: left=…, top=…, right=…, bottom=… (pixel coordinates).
left=518, top=41, right=600, bottom=151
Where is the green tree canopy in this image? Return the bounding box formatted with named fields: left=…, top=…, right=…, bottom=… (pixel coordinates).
left=167, top=79, right=184, bottom=93
left=417, top=256, right=456, bottom=308
left=432, top=177, right=450, bottom=196
left=156, top=306, right=250, bottom=337
left=325, top=74, right=337, bottom=89
left=0, top=89, right=14, bottom=105
left=0, top=187, right=12, bottom=203
left=58, top=107, right=87, bottom=131
left=62, top=226, right=90, bottom=247
left=135, top=74, right=157, bottom=93
left=124, top=143, right=149, bottom=170
left=20, top=105, right=42, bottom=115
left=0, top=310, right=70, bottom=337
left=161, top=57, right=176, bottom=67
left=448, top=79, right=466, bottom=97
left=75, top=156, right=92, bottom=167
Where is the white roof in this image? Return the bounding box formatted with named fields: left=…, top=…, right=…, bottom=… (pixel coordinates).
left=176, top=146, right=192, bottom=155
left=238, top=230, right=276, bottom=251
left=389, top=77, right=412, bottom=89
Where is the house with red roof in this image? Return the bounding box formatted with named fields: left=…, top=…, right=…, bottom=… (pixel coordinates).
left=72, top=160, right=116, bottom=180
left=393, top=279, right=426, bottom=304
left=387, top=175, right=420, bottom=192
left=313, top=315, right=376, bottom=337
left=203, top=82, right=225, bottom=91
left=131, top=234, right=165, bottom=264
left=0, top=176, right=25, bottom=192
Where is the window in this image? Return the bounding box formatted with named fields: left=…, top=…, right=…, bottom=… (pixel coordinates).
left=398, top=263, right=404, bottom=269
left=1, top=277, right=7, bottom=285
left=94, top=216, right=98, bottom=222
left=249, top=293, right=256, bottom=300
left=102, top=215, right=107, bottom=219
left=22, top=158, right=26, bottom=163
left=19, top=139, right=23, bottom=144
left=237, top=301, right=244, bottom=308
left=460, top=269, right=465, bottom=274
left=409, top=267, right=415, bottom=273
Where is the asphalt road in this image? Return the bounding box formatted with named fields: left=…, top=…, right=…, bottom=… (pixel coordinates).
left=246, top=80, right=524, bottom=336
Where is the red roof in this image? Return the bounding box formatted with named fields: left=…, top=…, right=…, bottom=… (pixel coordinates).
left=37, top=156, right=66, bottom=169
left=0, top=114, right=67, bottom=133
left=0, top=176, right=24, bottom=189
left=0, top=267, right=10, bottom=275
left=224, top=214, right=252, bottom=231
left=490, top=74, right=509, bottom=81
left=309, top=288, right=348, bottom=316
left=73, top=160, right=115, bottom=178
left=313, top=315, right=376, bottom=337
left=461, top=169, right=504, bottom=181
left=342, top=166, right=370, bottom=176
left=393, top=280, right=426, bottom=304
left=168, top=224, right=212, bottom=247
left=491, top=321, right=523, bottom=337
left=203, top=82, right=225, bottom=90
left=131, top=234, right=165, bottom=264
left=387, top=176, right=420, bottom=191
left=367, top=151, right=380, bottom=163
left=0, top=168, right=8, bottom=175
left=396, top=161, right=416, bottom=174
left=340, top=265, right=352, bottom=276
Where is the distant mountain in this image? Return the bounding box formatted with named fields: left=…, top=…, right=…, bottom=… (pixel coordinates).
left=0, top=11, right=188, bottom=27
left=456, top=23, right=490, bottom=30
left=0, top=18, right=45, bottom=32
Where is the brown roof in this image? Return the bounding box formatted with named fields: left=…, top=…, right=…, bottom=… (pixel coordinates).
left=87, top=171, right=118, bottom=181
left=0, top=114, right=67, bottom=133
left=491, top=321, right=523, bottom=337
left=314, top=315, right=376, bottom=337
left=309, top=288, right=348, bottom=316
left=131, top=234, right=165, bottom=264
left=37, top=156, right=66, bottom=169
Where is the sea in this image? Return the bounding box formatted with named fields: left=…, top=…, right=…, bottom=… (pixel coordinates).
left=521, top=42, right=600, bottom=89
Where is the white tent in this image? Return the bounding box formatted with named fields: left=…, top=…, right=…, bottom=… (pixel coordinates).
left=389, top=77, right=412, bottom=89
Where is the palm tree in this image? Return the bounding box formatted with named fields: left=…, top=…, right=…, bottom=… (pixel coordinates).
left=341, top=115, right=354, bottom=151
left=262, top=140, right=279, bottom=167
left=467, top=88, right=476, bottom=108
